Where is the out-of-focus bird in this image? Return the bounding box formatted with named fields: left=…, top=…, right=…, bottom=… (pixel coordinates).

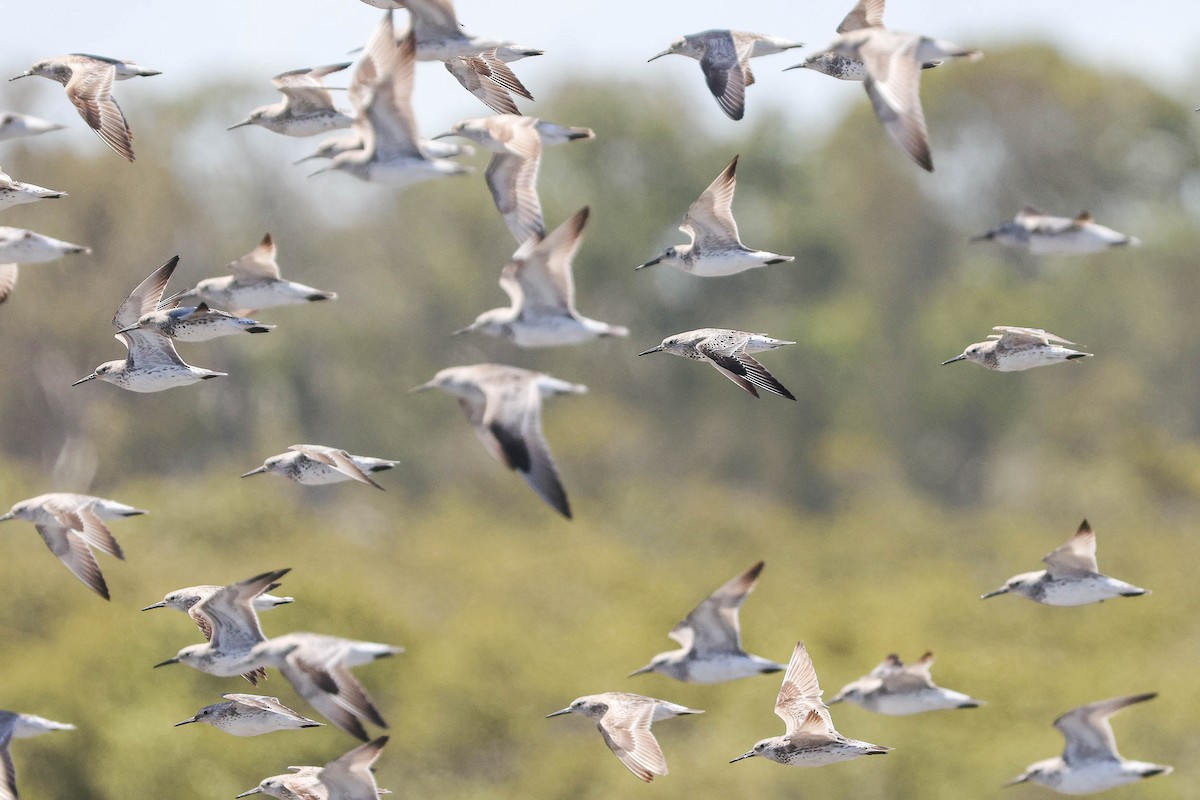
left=411, top=364, right=586, bottom=518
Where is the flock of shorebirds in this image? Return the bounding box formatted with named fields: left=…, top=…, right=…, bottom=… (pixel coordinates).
left=0, top=0, right=1166, bottom=796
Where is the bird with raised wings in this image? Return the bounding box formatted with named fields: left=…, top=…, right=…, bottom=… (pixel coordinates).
left=1006, top=694, right=1171, bottom=793
left=629, top=561, right=785, bottom=683
left=72, top=258, right=227, bottom=392
left=454, top=208, right=628, bottom=346
left=731, top=641, right=891, bottom=767
left=637, top=156, right=793, bottom=276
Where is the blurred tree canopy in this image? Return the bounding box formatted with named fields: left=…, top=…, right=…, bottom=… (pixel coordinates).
left=0, top=44, right=1197, bottom=799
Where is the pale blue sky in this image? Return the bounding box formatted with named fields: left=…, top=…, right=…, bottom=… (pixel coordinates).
left=4, top=1, right=1199, bottom=142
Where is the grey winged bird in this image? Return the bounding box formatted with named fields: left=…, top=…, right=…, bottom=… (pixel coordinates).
left=980, top=519, right=1148, bottom=606
left=790, top=0, right=981, bottom=171
left=0, top=711, right=74, bottom=800
left=1006, top=694, right=1171, bottom=793
left=629, top=561, right=785, bottom=683
left=648, top=30, right=804, bottom=120
left=829, top=651, right=983, bottom=715
left=411, top=364, right=586, bottom=518
left=638, top=328, right=797, bottom=400
left=637, top=155, right=794, bottom=276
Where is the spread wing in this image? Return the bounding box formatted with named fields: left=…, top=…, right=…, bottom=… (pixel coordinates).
left=405, top=0, right=461, bottom=41
left=278, top=655, right=384, bottom=742
left=775, top=642, right=834, bottom=736
left=230, top=234, right=281, bottom=281
left=486, top=147, right=544, bottom=245
left=838, top=0, right=886, bottom=32
left=65, top=63, right=134, bottom=161
left=698, top=335, right=796, bottom=400
left=1043, top=520, right=1099, bottom=576
left=360, top=33, right=423, bottom=161
left=35, top=523, right=109, bottom=599
left=446, top=51, right=532, bottom=114
left=112, top=257, right=178, bottom=329
left=598, top=703, right=667, bottom=783
left=272, top=63, right=349, bottom=114
left=478, top=376, right=572, bottom=518
left=682, top=156, right=741, bottom=251
left=668, top=560, right=764, bottom=655
left=881, top=653, right=937, bottom=692
left=859, top=35, right=932, bottom=171
left=288, top=445, right=384, bottom=490
left=193, top=569, right=288, bottom=654
left=1055, top=694, right=1156, bottom=765
left=500, top=206, right=586, bottom=317
left=319, top=737, right=387, bottom=800
left=699, top=32, right=746, bottom=120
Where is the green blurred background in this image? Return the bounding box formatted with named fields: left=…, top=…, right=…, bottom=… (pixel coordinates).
left=0, top=42, right=1198, bottom=798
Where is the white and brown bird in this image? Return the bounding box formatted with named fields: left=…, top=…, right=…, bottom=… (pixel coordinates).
left=444, top=49, right=535, bottom=115
left=791, top=0, right=981, bottom=171
left=638, top=328, right=797, bottom=400
left=175, top=234, right=336, bottom=313
left=648, top=30, right=804, bottom=120
left=10, top=54, right=159, bottom=161
left=0, top=493, right=145, bottom=599
left=316, top=13, right=470, bottom=186
left=547, top=693, right=702, bottom=783
left=731, top=641, right=892, bottom=767
left=829, top=652, right=983, bottom=715
left=637, top=155, right=794, bottom=276
left=411, top=364, right=586, bottom=518
left=629, top=561, right=785, bottom=683
left=229, top=63, right=353, bottom=136
left=72, top=258, right=227, bottom=392
left=971, top=206, right=1141, bottom=254
left=454, top=208, right=628, bottom=346
left=435, top=115, right=594, bottom=243
left=152, top=568, right=292, bottom=685
left=1006, top=694, right=1172, bottom=794
left=237, top=736, right=389, bottom=799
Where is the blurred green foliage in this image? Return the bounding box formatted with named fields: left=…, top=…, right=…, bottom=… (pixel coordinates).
left=0, top=44, right=1198, bottom=798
